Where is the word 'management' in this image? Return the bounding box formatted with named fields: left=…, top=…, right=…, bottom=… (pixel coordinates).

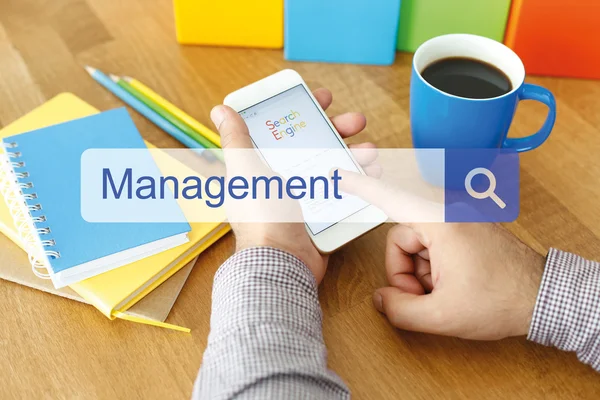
left=102, top=168, right=343, bottom=208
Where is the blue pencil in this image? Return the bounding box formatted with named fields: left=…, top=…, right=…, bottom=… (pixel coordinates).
left=84, top=66, right=206, bottom=152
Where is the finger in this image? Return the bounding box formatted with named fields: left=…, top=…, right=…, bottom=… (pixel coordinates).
left=337, top=169, right=447, bottom=223
left=337, top=169, right=441, bottom=223
left=337, top=169, right=396, bottom=212
left=349, top=142, right=378, bottom=166
left=313, top=88, right=333, bottom=111
left=211, top=105, right=253, bottom=149
left=331, top=112, right=367, bottom=138
left=373, top=287, right=444, bottom=334
left=386, top=225, right=426, bottom=295
left=413, top=254, right=433, bottom=293
left=363, top=164, right=383, bottom=178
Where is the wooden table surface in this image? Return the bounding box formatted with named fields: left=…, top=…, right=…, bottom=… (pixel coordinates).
left=1, top=0, right=600, bottom=399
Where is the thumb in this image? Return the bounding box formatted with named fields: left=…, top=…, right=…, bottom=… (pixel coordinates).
left=210, top=105, right=253, bottom=149
left=373, top=287, right=444, bottom=335
left=211, top=105, right=266, bottom=175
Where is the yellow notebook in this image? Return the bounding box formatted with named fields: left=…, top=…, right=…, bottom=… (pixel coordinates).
left=0, top=93, right=230, bottom=330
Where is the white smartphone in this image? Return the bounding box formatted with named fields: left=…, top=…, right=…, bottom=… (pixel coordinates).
left=223, top=69, right=387, bottom=253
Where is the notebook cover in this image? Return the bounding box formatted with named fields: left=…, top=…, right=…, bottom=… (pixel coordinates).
left=0, top=93, right=229, bottom=320
left=0, top=93, right=99, bottom=251
left=2, top=107, right=191, bottom=282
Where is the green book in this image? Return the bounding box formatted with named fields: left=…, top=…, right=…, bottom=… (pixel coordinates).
left=397, top=0, right=512, bottom=52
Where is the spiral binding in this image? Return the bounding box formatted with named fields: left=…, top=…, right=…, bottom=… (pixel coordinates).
left=1, top=142, right=60, bottom=279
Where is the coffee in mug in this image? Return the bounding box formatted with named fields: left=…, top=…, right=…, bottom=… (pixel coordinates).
left=421, top=57, right=512, bottom=99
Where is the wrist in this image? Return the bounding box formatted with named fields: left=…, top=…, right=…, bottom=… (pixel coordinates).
left=515, top=251, right=546, bottom=336
left=235, top=235, right=326, bottom=284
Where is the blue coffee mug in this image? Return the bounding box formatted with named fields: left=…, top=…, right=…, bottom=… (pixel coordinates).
left=411, top=34, right=556, bottom=152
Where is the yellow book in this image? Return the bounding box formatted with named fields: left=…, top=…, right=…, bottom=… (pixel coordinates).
left=0, top=93, right=230, bottom=330
left=173, top=0, right=283, bottom=48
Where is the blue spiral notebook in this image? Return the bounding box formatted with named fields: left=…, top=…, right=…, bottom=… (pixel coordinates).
left=0, top=108, right=191, bottom=288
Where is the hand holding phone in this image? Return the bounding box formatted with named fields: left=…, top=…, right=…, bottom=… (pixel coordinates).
left=212, top=82, right=383, bottom=280
left=222, top=70, right=386, bottom=254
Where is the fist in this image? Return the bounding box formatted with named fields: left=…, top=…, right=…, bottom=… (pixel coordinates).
left=374, top=223, right=545, bottom=340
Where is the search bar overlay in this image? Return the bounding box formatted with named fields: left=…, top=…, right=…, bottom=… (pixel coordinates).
left=445, top=149, right=519, bottom=222
left=80, top=148, right=519, bottom=224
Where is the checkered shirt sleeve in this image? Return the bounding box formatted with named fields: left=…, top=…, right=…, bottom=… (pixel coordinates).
left=528, top=248, right=600, bottom=371
left=193, top=247, right=350, bottom=399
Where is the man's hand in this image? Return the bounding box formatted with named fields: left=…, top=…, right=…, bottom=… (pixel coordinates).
left=373, top=223, right=545, bottom=340
left=210, top=88, right=373, bottom=284
left=336, top=168, right=546, bottom=339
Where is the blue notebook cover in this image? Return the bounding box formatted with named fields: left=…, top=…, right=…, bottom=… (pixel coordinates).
left=2, top=108, right=190, bottom=287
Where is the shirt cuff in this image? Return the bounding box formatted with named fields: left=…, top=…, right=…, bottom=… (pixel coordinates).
left=528, top=248, right=600, bottom=370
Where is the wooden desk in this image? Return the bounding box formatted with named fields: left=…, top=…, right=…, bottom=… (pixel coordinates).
left=1, top=1, right=599, bottom=398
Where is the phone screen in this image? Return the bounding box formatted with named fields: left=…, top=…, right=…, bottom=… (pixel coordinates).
left=240, top=84, right=369, bottom=235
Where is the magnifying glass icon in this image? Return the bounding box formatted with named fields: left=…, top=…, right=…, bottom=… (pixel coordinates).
left=464, top=168, right=506, bottom=209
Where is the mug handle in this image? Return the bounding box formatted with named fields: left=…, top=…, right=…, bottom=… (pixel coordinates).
left=502, top=83, right=557, bottom=152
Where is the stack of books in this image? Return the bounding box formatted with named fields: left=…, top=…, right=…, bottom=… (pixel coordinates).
left=0, top=93, right=230, bottom=331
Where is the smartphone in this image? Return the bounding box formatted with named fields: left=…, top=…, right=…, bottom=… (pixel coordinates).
left=223, top=69, right=387, bottom=253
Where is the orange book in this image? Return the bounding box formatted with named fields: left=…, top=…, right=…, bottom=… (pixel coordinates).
left=505, top=0, right=600, bottom=79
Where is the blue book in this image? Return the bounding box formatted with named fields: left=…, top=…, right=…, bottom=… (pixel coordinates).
left=284, top=0, right=402, bottom=65
left=1, top=108, right=190, bottom=288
